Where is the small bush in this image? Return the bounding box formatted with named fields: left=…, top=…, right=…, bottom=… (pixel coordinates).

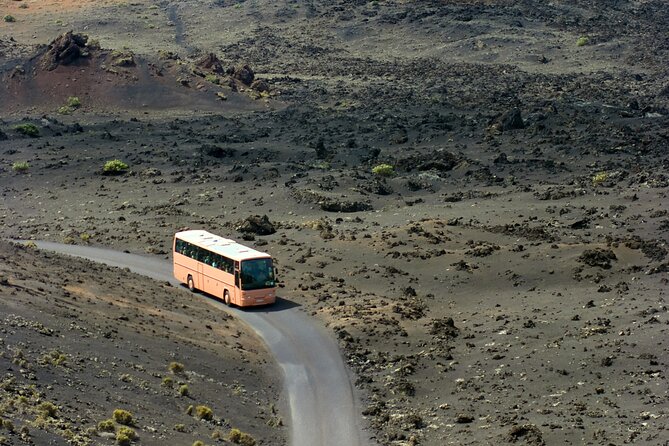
left=178, top=384, right=189, bottom=396
left=112, top=409, right=134, bottom=426
left=592, top=171, right=608, bottom=186
left=12, top=162, right=29, bottom=173
left=205, top=74, right=220, bottom=84
left=174, top=423, right=186, bottom=432
left=192, top=442, right=204, bottom=446
left=116, top=426, right=137, bottom=446
left=103, top=159, right=129, bottom=174
left=161, top=376, right=174, bottom=387
left=2, top=419, right=15, bottom=432
left=57, top=97, right=81, bottom=114
left=38, top=402, right=58, bottom=419
left=3, top=15, right=15, bottom=23
left=228, top=428, right=256, bottom=446
left=195, top=405, right=213, bottom=421
left=168, top=362, right=184, bottom=373
left=14, top=123, right=39, bottom=137
left=372, top=163, right=394, bottom=177
left=41, top=349, right=67, bottom=366
left=576, top=36, right=589, bottom=47
left=185, top=405, right=194, bottom=416
left=98, top=419, right=115, bottom=432
left=67, top=96, right=81, bottom=108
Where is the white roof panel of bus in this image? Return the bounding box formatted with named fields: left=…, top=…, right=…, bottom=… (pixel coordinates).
left=175, top=230, right=271, bottom=261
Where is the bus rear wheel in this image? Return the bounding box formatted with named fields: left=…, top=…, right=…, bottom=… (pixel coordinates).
left=223, top=290, right=232, bottom=307
left=187, top=276, right=195, bottom=292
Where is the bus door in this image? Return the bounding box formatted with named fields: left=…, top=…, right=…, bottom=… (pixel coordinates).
left=234, top=261, right=241, bottom=305
left=196, top=261, right=204, bottom=291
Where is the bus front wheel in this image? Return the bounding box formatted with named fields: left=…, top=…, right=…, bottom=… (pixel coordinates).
left=187, top=276, right=195, bottom=292
left=224, top=290, right=232, bottom=307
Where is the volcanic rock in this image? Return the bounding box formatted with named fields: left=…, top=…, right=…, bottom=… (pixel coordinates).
left=507, top=424, right=545, bottom=445
left=40, top=31, right=90, bottom=71
left=498, top=108, right=525, bottom=131
left=237, top=214, right=276, bottom=235
left=233, top=64, right=255, bottom=85
left=578, top=249, right=617, bottom=269
left=196, top=52, right=224, bottom=74
left=251, top=79, right=270, bottom=92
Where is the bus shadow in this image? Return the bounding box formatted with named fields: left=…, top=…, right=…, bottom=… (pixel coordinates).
left=243, top=296, right=301, bottom=313
left=183, top=285, right=300, bottom=313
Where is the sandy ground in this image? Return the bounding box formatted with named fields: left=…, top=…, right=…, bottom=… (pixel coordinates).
left=1, top=0, right=668, bottom=445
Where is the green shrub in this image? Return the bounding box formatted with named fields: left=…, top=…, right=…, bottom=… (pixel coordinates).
left=103, top=159, right=129, bottom=174
left=14, top=123, right=39, bottom=137
left=592, top=171, right=608, bottom=186
left=161, top=376, right=174, bottom=387
left=40, top=349, right=67, bottom=366
left=228, top=428, right=256, bottom=446
left=97, top=419, right=115, bottom=432
left=116, top=426, right=137, bottom=445
left=58, top=97, right=82, bottom=114
left=192, top=442, right=204, bottom=446
left=178, top=384, right=189, bottom=396
left=67, top=96, right=81, bottom=108
left=576, top=36, right=589, bottom=47
left=205, top=74, right=220, bottom=84
left=174, top=423, right=186, bottom=432
left=2, top=419, right=15, bottom=432
left=3, top=15, right=15, bottom=23
left=372, top=163, right=394, bottom=177
left=38, top=402, right=58, bottom=419
left=168, top=361, right=184, bottom=373
left=11, top=162, right=29, bottom=173
left=195, top=405, right=213, bottom=421
left=112, top=409, right=134, bottom=426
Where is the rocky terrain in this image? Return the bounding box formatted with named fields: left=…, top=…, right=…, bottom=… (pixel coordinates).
left=0, top=241, right=283, bottom=446
left=1, top=0, right=668, bottom=445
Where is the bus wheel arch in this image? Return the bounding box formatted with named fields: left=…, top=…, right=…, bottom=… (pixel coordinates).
left=187, top=275, right=195, bottom=292
left=223, top=289, right=232, bottom=307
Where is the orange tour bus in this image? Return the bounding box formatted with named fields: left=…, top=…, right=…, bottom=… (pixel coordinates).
left=173, top=230, right=277, bottom=307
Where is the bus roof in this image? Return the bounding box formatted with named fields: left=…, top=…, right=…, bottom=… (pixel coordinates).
left=175, top=230, right=271, bottom=262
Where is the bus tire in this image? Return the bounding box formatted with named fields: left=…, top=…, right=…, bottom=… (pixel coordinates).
left=187, top=275, right=195, bottom=292
left=224, top=290, right=232, bottom=307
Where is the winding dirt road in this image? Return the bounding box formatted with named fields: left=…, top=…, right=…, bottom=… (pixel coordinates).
left=30, top=241, right=370, bottom=446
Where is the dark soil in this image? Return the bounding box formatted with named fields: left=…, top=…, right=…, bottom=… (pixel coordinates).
left=1, top=0, right=668, bottom=445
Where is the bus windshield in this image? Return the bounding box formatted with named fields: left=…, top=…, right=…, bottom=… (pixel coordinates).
left=240, top=258, right=275, bottom=291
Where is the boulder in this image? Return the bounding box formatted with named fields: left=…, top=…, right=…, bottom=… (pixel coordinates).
left=233, top=64, right=255, bottom=85
left=196, top=52, right=224, bottom=74
left=498, top=107, right=525, bottom=131
left=250, top=79, right=270, bottom=92
left=237, top=215, right=276, bottom=235
left=41, top=31, right=90, bottom=71
left=578, top=248, right=617, bottom=269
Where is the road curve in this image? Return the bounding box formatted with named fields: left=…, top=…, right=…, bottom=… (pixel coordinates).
left=29, top=241, right=370, bottom=446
